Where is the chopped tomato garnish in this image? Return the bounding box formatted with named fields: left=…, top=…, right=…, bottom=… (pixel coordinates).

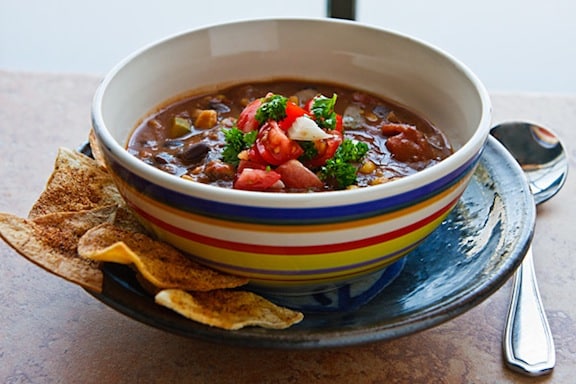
left=307, top=132, right=343, bottom=167
left=246, top=145, right=266, bottom=164
left=303, top=98, right=315, bottom=113
left=237, top=159, right=267, bottom=173
left=276, top=159, right=323, bottom=190
left=236, top=98, right=263, bottom=133
left=233, top=168, right=282, bottom=191
left=256, top=121, right=304, bottom=166
left=335, top=114, right=343, bottom=133
left=278, top=101, right=308, bottom=131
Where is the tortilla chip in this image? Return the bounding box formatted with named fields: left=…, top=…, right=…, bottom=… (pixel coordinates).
left=111, top=205, right=149, bottom=235
left=88, top=128, right=107, bottom=170
left=28, top=147, right=123, bottom=218
left=155, top=289, right=304, bottom=330
left=1, top=145, right=303, bottom=330
left=0, top=206, right=118, bottom=292
left=78, top=223, right=248, bottom=291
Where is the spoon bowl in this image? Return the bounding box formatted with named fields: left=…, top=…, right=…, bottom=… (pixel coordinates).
left=490, top=121, right=569, bottom=376
left=491, top=122, right=568, bottom=205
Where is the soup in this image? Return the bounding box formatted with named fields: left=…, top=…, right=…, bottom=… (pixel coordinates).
left=128, top=80, right=452, bottom=192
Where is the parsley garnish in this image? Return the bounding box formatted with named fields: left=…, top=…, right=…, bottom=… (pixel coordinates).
left=336, top=139, right=370, bottom=163
left=310, top=94, right=338, bottom=130
left=298, top=141, right=319, bottom=162
left=222, top=127, right=257, bottom=166
left=255, top=94, right=288, bottom=123
left=319, top=139, right=369, bottom=189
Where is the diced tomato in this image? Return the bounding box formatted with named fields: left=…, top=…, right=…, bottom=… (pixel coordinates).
left=233, top=168, right=282, bottom=191
left=307, top=132, right=343, bottom=167
left=237, top=159, right=267, bottom=173
left=276, top=160, right=324, bottom=190
left=245, top=145, right=266, bottom=165
left=335, top=114, right=343, bottom=133
left=256, top=121, right=304, bottom=166
left=278, top=101, right=308, bottom=130
left=236, top=98, right=263, bottom=133
left=303, top=97, right=315, bottom=113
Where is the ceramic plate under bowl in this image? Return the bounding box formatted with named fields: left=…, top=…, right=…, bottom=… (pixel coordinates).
left=87, top=137, right=534, bottom=348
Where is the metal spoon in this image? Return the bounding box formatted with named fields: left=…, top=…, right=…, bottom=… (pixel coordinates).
left=491, top=122, right=568, bottom=376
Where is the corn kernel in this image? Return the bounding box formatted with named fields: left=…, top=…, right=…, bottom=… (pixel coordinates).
left=359, top=160, right=377, bottom=174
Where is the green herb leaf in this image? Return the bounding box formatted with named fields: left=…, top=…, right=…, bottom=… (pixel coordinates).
left=298, top=141, right=319, bottom=162
left=310, top=94, right=338, bottom=130
left=243, top=130, right=258, bottom=147
left=319, top=139, right=369, bottom=189
left=337, top=139, right=369, bottom=163
left=222, top=127, right=257, bottom=166
left=255, top=94, right=288, bottom=123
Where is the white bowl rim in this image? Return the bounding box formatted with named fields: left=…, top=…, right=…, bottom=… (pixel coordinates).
left=91, top=17, right=492, bottom=207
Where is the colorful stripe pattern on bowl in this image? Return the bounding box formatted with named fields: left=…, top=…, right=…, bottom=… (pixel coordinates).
left=107, top=151, right=480, bottom=287
left=109, top=151, right=480, bottom=224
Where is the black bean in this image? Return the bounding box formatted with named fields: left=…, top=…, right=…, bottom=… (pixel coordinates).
left=208, top=101, right=231, bottom=114
left=177, top=143, right=210, bottom=164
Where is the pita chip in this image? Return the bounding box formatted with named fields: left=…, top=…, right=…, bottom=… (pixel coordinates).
left=0, top=205, right=117, bottom=292
left=155, top=289, right=304, bottom=330
left=28, top=147, right=123, bottom=218
left=78, top=223, right=248, bottom=291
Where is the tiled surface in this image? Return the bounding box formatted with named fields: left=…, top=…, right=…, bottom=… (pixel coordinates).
left=1, top=71, right=576, bottom=383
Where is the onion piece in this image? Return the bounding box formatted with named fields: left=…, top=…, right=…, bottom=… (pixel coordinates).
left=286, top=116, right=330, bottom=141
left=343, top=104, right=365, bottom=129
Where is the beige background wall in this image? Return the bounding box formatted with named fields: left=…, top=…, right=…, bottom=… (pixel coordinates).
left=1, top=0, right=573, bottom=93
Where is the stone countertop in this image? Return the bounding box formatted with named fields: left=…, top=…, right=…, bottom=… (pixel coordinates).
left=1, top=70, right=575, bottom=383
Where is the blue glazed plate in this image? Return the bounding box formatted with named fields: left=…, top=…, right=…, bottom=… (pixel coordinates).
left=88, top=137, right=535, bottom=348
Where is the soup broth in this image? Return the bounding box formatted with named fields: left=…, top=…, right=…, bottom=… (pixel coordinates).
left=128, top=80, right=452, bottom=192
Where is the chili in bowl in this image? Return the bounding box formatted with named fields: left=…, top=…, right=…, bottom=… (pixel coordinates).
left=128, top=80, right=453, bottom=193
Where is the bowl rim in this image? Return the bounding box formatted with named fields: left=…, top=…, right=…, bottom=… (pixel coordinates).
left=91, top=17, right=492, bottom=206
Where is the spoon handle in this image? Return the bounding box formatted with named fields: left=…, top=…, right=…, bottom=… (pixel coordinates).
left=504, top=246, right=555, bottom=376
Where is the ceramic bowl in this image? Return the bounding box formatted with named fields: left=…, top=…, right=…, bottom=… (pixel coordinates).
left=91, top=18, right=491, bottom=301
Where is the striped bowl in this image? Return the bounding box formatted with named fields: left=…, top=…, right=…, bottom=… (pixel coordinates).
left=91, top=18, right=491, bottom=296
